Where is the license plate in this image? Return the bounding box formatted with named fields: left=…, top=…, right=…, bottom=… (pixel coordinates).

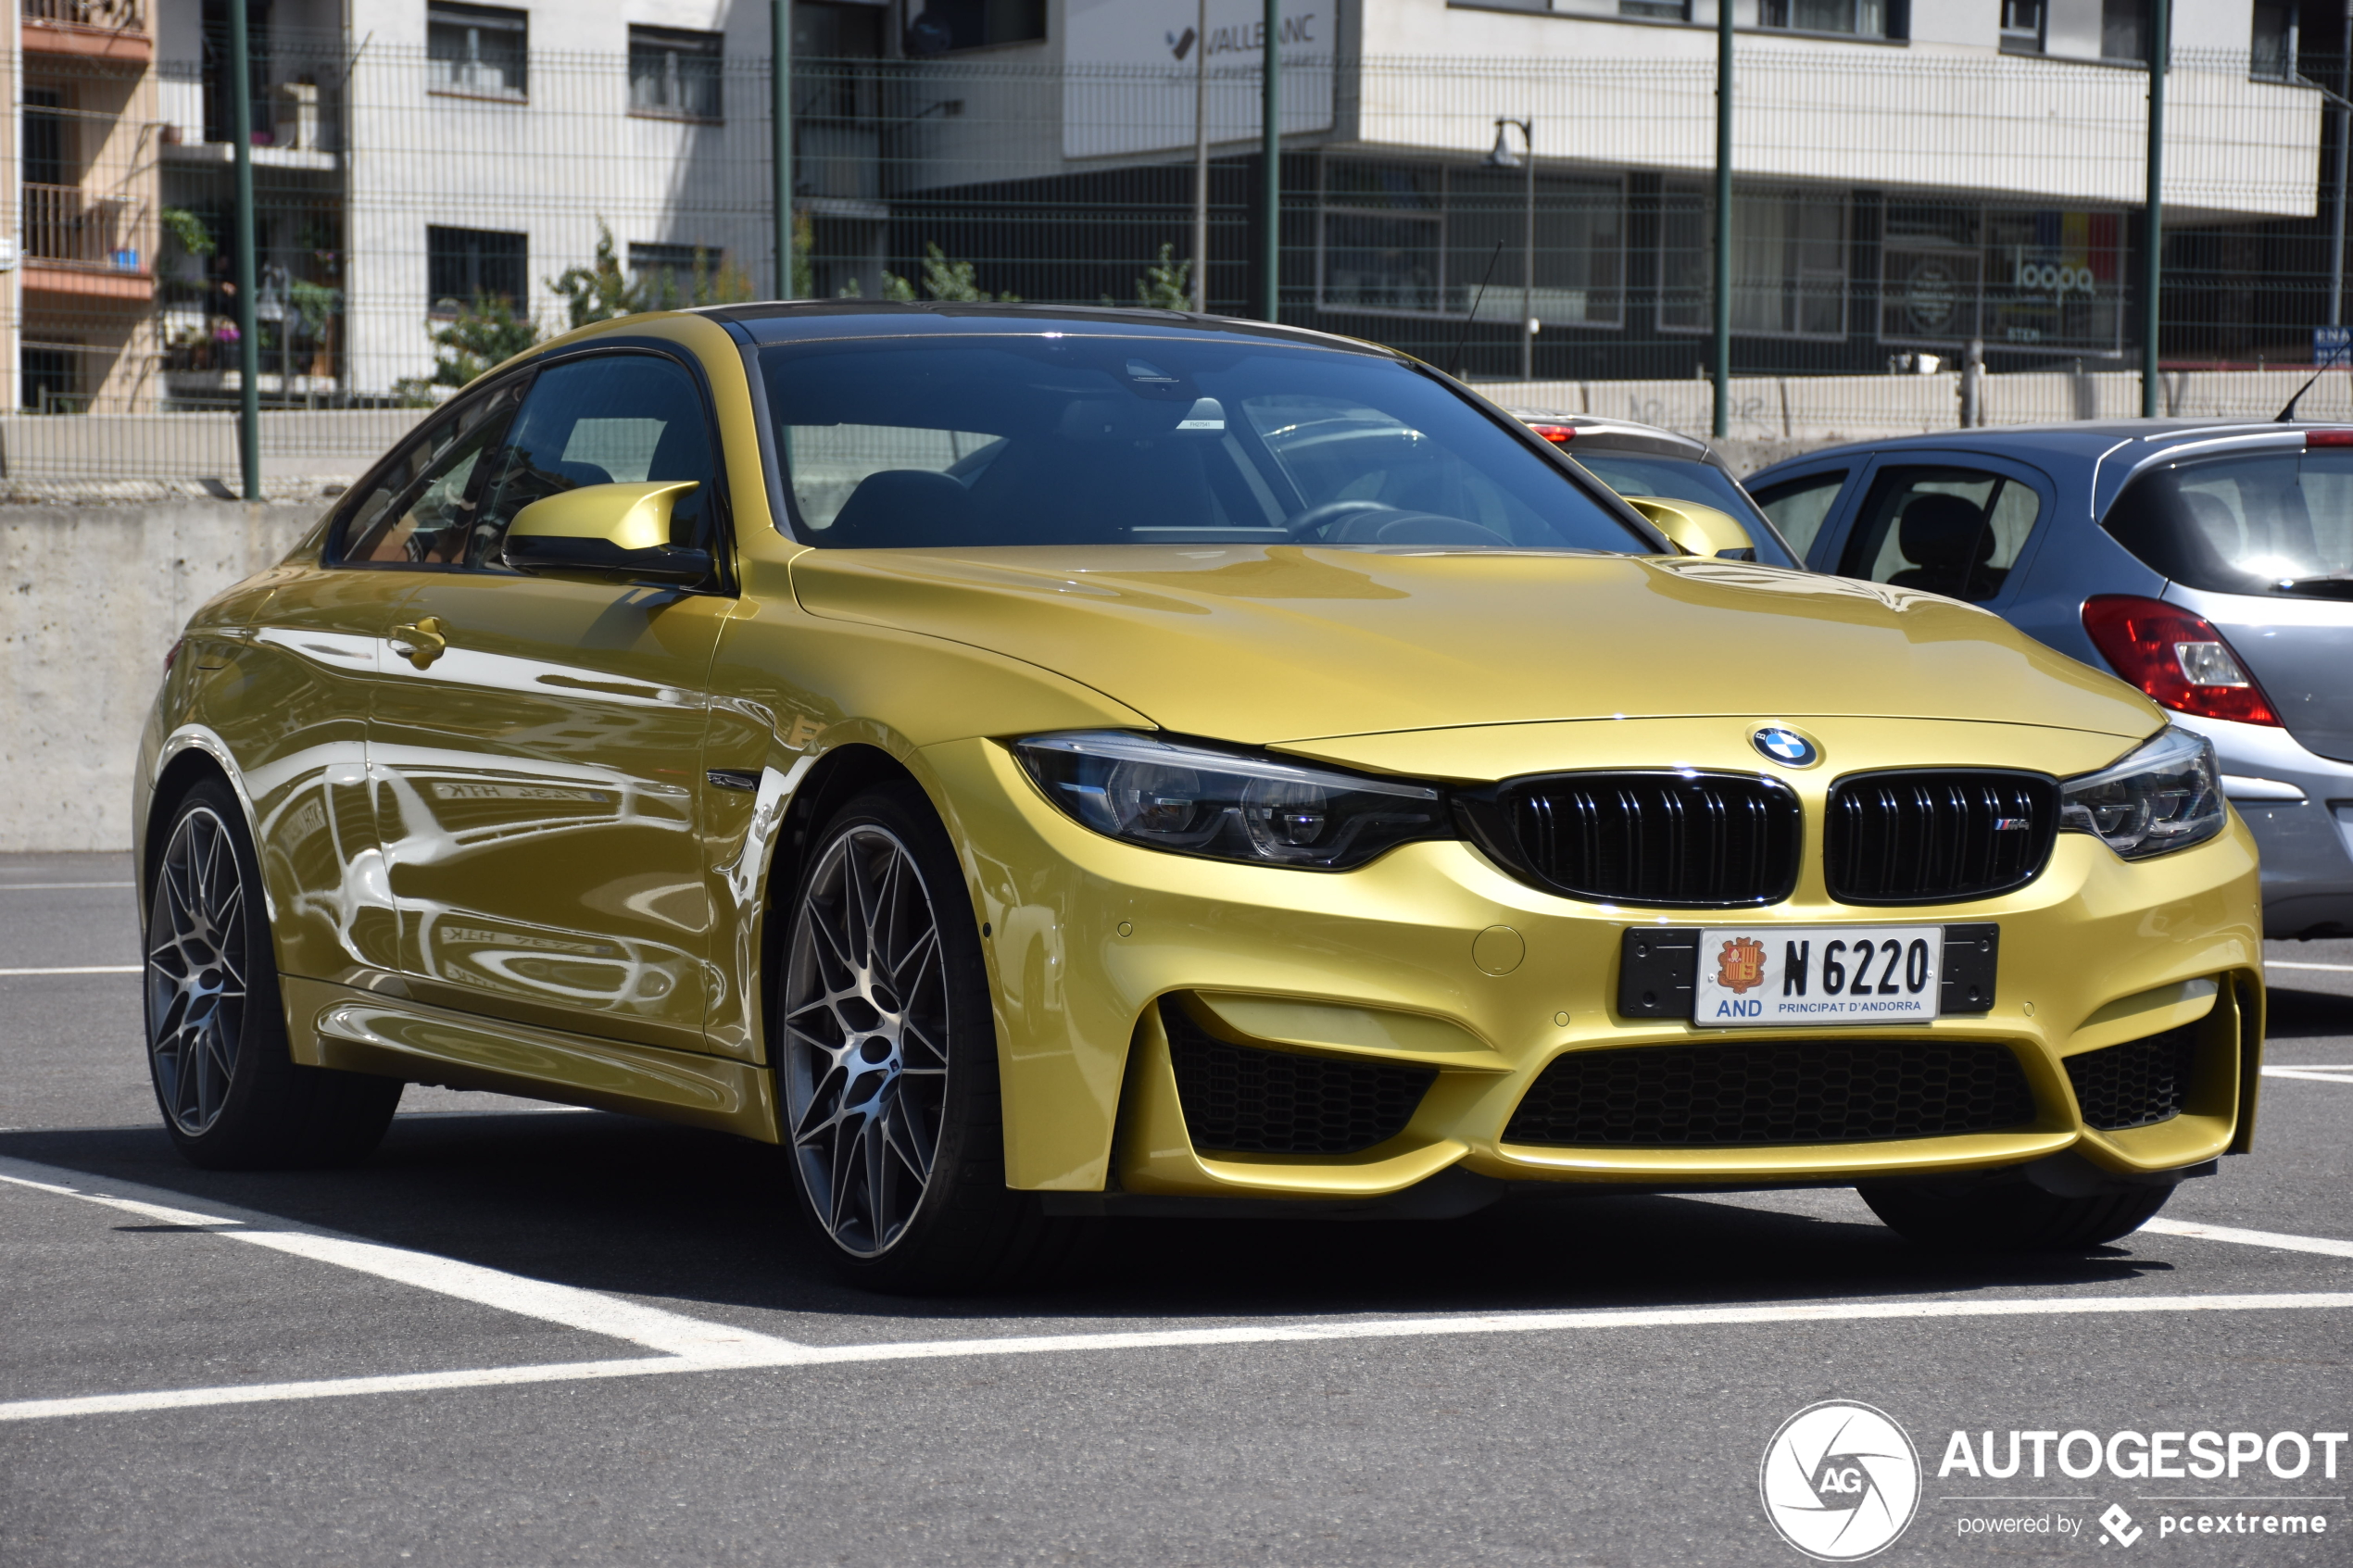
left=1692, top=925, right=1944, bottom=1026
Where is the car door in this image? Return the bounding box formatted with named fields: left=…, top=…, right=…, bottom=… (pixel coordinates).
left=366, top=350, right=735, bottom=1052
left=1811, top=452, right=2058, bottom=614
left=235, top=383, right=526, bottom=988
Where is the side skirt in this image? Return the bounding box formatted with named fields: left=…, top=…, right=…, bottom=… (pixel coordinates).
left=280, top=976, right=781, bottom=1143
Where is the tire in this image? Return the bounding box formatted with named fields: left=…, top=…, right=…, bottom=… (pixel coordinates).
left=145, top=778, right=402, bottom=1169
left=774, top=782, right=1068, bottom=1293
left=1857, top=1176, right=2176, bottom=1253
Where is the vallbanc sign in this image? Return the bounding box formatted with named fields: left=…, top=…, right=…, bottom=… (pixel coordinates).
left=1063, top=0, right=1333, bottom=159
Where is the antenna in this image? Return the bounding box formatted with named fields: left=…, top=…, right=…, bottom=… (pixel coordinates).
left=1443, top=241, right=1504, bottom=381
left=2277, top=335, right=2351, bottom=421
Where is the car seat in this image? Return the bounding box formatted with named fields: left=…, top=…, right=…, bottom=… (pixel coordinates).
left=1885, top=492, right=2005, bottom=600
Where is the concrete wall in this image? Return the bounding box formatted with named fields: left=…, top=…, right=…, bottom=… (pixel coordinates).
left=0, top=500, right=323, bottom=853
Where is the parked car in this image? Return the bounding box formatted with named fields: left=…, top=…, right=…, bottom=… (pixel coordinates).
left=1748, top=422, right=2353, bottom=941
left=1504, top=408, right=1806, bottom=568
left=140, top=305, right=2260, bottom=1290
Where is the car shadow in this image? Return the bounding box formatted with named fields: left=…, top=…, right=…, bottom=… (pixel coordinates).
left=2263, top=985, right=2353, bottom=1041
left=0, top=1113, right=2175, bottom=1334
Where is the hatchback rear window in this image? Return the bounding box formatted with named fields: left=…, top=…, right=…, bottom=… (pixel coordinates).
left=758, top=336, right=1655, bottom=553
left=2105, top=448, right=2353, bottom=598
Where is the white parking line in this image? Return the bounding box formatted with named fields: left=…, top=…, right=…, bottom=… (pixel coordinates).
left=2264, top=1066, right=2353, bottom=1085
left=4, top=1154, right=2353, bottom=1424
left=0, top=966, right=140, bottom=977
left=2269, top=961, right=2353, bottom=972
left=2141, top=1218, right=2353, bottom=1259
left=0, top=882, right=134, bottom=891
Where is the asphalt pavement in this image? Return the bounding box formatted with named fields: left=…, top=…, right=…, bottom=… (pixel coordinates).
left=2, top=850, right=2347, bottom=1567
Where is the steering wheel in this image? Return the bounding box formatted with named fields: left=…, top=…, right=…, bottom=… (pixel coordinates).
left=1286, top=499, right=1401, bottom=541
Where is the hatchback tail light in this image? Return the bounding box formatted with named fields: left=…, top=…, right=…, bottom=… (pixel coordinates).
left=1526, top=422, right=1576, bottom=445
left=2081, top=595, right=2280, bottom=726
left=2305, top=429, right=2353, bottom=447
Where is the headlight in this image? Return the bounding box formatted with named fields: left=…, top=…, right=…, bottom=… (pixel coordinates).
left=2057, top=725, right=2226, bottom=859
left=1014, top=732, right=1450, bottom=870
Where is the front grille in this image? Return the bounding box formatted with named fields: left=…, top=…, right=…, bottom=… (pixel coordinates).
left=1473, top=771, right=1801, bottom=908
left=1163, top=1004, right=1435, bottom=1155
left=2066, top=1026, right=2197, bottom=1130
left=1503, top=1038, right=2036, bottom=1147
left=1824, top=770, right=2058, bottom=905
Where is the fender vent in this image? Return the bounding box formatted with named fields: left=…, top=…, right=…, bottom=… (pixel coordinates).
left=1163, top=1004, right=1434, bottom=1156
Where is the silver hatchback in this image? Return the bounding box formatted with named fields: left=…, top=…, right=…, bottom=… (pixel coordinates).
left=1747, top=421, right=2353, bottom=940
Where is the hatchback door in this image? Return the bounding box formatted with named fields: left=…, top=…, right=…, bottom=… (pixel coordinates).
left=366, top=351, right=735, bottom=1051
left=2101, top=445, right=2353, bottom=763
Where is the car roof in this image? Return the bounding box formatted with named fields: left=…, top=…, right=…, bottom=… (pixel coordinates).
left=1760, top=418, right=2346, bottom=471
left=698, top=299, right=1396, bottom=357
left=1496, top=408, right=1720, bottom=463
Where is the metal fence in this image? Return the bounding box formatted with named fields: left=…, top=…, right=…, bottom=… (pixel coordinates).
left=8, top=29, right=2352, bottom=482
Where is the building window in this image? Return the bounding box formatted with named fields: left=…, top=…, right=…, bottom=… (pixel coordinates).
left=1317, top=159, right=1626, bottom=328
left=428, top=226, right=527, bottom=315
left=1660, top=184, right=1847, bottom=340
left=628, top=241, right=726, bottom=307
left=428, top=3, right=527, bottom=100
left=628, top=26, right=723, bottom=121
left=1619, top=2, right=1688, bottom=18
left=1999, top=1, right=2045, bottom=55
left=2251, top=4, right=2296, bottom=81
left=2100, top=0, right=2147, bottom=64
left=1878, top=203, right=2123, bottom=356
left=1757, top=1, right=1895, bottom=38
left=903, top=0, right=1046, bottom=56
left=20, top=345, right=76, bottom=413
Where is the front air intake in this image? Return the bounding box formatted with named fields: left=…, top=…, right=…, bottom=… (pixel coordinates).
left=1162, top=1003, right=1433, bottom=1155
left=1504, top=1038, right=2037, bottom=1147
left=2065, top=1025, right=2197, bottom=1131
left=1824, top=770, right=2057, bottom=906
left=1464, top=771, right=1802, bottom=909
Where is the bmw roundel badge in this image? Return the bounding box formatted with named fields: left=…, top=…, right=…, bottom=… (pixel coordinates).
left=1752, top=726, right=1819, bottom=767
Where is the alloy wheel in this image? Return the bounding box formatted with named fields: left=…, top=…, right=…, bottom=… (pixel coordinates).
left=146, top=805, right=249, bottom=1137
left=781, top=823, right=951, bottom=1257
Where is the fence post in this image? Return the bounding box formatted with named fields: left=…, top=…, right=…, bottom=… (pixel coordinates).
left=1260, top=0, right=1278, bottom=321
left=229, top=0, right=259, bottom=500
left=774, top=0, right=793, bottom=299
left=2140, top=0, right=2171, bottom=419
left=1711, top=1, right=1732, bottom=441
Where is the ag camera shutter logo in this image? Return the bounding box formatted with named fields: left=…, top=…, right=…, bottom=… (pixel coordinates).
left=1760, top=1400, right=1922, bottom=1561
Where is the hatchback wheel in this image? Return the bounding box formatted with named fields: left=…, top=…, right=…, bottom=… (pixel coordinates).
left=145, top=779, right=401, bottom=1169
left=777, top=783, right=1064, bottom=1291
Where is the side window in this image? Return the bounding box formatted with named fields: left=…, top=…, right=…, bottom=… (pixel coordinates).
left=337, top=378, right=527, bottom=565
left=472, top=354, right=720, bottom=563
left=1751, top=470, right=1847, bottom=560
left=1836, top=465, right=2043, bottom=603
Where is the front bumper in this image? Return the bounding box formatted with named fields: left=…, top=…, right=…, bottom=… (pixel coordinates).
left=925, top=722, right=2265, bottom=1200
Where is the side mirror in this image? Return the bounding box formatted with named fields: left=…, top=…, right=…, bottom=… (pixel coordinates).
left=1623, top=495, right=1757, bottom=560
left=504, top=480, right=714, bottom=586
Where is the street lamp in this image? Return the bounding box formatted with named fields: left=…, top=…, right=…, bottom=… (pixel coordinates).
left=1485, top=118, right=1534, bottom=383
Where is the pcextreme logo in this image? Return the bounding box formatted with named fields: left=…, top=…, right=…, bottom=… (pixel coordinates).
left=1760, top=1400, right=1924, bottom=1561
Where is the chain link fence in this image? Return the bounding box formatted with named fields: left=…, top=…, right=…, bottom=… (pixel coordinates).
left=7, top=30, right=2350, bottom=483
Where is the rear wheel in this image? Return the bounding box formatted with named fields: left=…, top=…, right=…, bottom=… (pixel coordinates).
left=145, top=779, right=401, bottom=1169
left=1857, top=1176, right=2175, bottom=1252
left=776, top=783, right=1065, bottom=1292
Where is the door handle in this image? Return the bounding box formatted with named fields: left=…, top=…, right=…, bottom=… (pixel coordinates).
left=388, top=617, right=448, bottom=670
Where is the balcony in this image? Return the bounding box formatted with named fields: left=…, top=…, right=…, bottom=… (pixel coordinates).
left=23, top=0, right=151, bottom=66
left=21, top=183, right=153, bottom=302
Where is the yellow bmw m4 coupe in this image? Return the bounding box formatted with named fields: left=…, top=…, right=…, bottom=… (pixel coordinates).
left=138, top=304, right=2262, bottom=1289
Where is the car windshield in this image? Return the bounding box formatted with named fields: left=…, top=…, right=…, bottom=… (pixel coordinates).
left=2107, top=448, right=2353, bottom=598
left=1565, top=450, right=1800, bottom=568
left=758, top=336, right=1656, bottom=552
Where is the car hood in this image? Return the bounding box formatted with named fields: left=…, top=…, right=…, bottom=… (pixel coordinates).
left=789, top=546, right=2161, bottom=751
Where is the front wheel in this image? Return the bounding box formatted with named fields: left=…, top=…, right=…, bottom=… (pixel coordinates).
left=145, top=779, right=401, bottom=1169
left=775, top=783, right=1066, bottom=1292
left=1856, top=1176, right=2175, bottom=1253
